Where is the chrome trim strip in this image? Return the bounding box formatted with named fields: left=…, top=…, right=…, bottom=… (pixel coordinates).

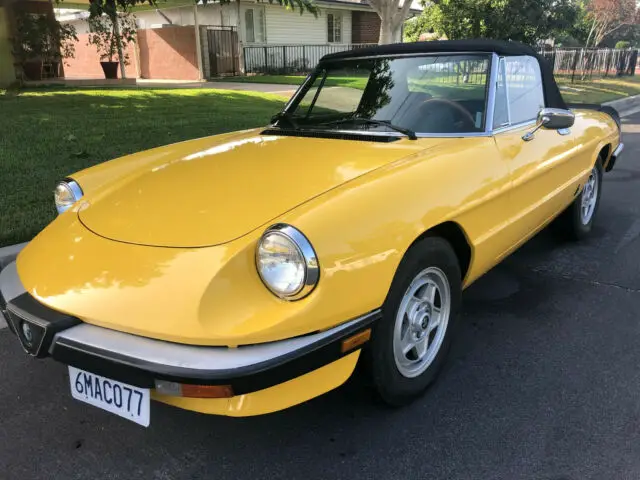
left=492, top=120, right=537, bottom=135
left=502, top=58, right=512, bottom=126
left=613, top=142, right=624, bottom=158
left=0, top=262, right=27, bottom=304
left=485, top=53, right=499, bottom=133
left=258, top=224, right=319, bottom=300
left=51, top=310, right=381, bottom=374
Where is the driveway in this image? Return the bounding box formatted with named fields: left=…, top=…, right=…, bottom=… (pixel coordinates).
left=1, top=113, right=640, bottom=479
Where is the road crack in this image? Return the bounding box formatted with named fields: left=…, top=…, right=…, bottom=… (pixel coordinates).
left=530, top=268, right=640, bottom=294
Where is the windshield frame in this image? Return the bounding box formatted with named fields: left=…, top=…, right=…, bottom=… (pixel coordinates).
left=276, top=52, right=500, bottom=139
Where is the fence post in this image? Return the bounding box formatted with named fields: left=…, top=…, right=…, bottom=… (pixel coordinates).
left=243, top=46, right=247, bottom=75
left=264, top=45, right=268, bottom=74
left=571, top=49, right=580, bottom=83
left=283, top=45, right=287, bottom=74
left=303, top=45, right=307, bottom=72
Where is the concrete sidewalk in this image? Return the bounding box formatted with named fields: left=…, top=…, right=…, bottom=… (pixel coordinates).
left=136, top=79, right=298, bottom=96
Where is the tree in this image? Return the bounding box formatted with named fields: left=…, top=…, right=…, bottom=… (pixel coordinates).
left=410, top=0, right=579, bottom=45
left=584, top=0, right=639, bottom=47
left=87, top=11, right=137, bottom=74
left=403, top=13, right=435, bottom=42
left=366, top=0, right=413, bottom=44
left=12, top=7, right=78, bottom=80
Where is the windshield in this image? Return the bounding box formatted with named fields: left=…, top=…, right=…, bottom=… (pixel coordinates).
left=282, top=54, right=491, bottom=136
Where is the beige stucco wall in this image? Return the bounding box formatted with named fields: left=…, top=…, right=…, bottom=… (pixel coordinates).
left=0, top=7, right=16, bottom=87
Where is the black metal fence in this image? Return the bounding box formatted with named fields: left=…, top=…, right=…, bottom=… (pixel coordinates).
left=241, top=43, right=639, bottom=81
left=537, top=47, right=638, bottom=82
left=243, top=44, right=377, bottom=74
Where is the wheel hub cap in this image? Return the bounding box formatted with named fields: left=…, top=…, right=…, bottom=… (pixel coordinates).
left=580, top=167, right=599, bottom=225
left=393, top=267, right=451, bottom=378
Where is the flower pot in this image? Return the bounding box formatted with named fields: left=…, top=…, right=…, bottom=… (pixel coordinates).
left=100, top=61, right=119, bottom=79
left=22, top=61, right=43, bottom=81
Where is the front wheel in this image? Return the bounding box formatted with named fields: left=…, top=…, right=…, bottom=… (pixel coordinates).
left=366, top=237, right=462, bottom=406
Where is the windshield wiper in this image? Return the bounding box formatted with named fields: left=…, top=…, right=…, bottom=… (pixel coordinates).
left=270, top=111, right=299, bottom=129
left=320, top=118, right=417, bottom=140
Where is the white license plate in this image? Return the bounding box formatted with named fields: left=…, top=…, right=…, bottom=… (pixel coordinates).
left=69, top=367, right=150, bottom=427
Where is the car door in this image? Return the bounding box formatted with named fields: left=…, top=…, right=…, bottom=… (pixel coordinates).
left=491, top=55, right=580, bottom=258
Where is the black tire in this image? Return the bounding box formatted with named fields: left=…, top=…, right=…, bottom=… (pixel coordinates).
left=556, top=157, right=604, bottom=240
left=366, top=237, right=462, bottom=406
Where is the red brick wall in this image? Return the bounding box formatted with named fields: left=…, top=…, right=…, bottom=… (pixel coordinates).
left=64, top=33, right=138, bottom=79
left=138, top=26, right=199, bottom=80
left=351, top=12, right=381, bottom=44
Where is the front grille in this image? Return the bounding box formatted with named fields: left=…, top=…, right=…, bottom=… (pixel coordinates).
left=4, top=293, right=81, bottom=358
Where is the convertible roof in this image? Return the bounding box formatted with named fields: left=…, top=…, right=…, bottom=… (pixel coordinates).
left=320, top=39, right=567, bottom=110
left=321, top=39, right=538, bottom=60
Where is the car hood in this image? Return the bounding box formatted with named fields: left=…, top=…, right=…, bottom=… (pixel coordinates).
left=78, top=130, right=427, bottom=247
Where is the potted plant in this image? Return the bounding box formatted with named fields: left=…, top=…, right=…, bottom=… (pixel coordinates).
left=12, top=10, right=77, bottom=81
left=87, top=13, right=137, bottom=79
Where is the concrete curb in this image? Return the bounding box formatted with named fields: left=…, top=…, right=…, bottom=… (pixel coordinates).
left=0, top=242, right=27, bottom=269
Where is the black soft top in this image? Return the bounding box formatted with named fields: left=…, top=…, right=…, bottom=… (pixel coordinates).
left=320, top=39, right=567, bottom=110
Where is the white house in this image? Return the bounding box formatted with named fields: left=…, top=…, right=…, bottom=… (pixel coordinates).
left=57, top=0, right=398, bottom=79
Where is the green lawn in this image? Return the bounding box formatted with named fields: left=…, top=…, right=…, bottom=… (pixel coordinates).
left=557, top=75, right=640, bottom=103
left=3, top=75, right=640, bottom=248
left=0, top=88, right=286, bottom=248
left=218, top=74, right=640, bottom=104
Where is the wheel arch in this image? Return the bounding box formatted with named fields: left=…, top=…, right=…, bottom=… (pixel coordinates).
left=599, top=143, right=612, bottom=167
left=405, top=221, right=473, bottom=283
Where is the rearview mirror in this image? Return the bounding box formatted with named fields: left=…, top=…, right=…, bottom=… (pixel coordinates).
left=523, top=108, right=575, bottom=141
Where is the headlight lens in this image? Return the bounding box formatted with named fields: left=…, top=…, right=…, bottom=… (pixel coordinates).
left=256, top=225, right=319, bottom=300
left=54, top=180, right=83, bottom=214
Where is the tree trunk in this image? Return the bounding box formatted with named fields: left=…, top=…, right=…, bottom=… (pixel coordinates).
left=369, top=0, right=412, bottom=45
left=379, top=20, right=394, bottom=44
left=585, top=18, right=597, bottom=48
left=237, top=0, right=244, bottom=74
left=112, top=13, right=126, bottom=79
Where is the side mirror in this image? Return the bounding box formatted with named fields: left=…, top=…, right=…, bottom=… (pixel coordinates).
left=523, top=108, right=575, bottom=141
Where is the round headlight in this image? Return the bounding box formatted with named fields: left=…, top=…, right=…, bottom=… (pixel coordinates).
left=54, top=180, right=83, bottom=214
left=256, top=224, right=319, bottom=300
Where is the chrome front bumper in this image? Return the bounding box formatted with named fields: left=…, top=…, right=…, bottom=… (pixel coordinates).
left=0, top=261, right=379, bottom=394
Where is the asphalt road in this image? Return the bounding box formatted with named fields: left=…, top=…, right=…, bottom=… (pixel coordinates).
left=1, top=114, right=640, bottom=480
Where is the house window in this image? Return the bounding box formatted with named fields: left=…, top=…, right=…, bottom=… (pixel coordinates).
left=327, top=13, right=342, bottom=43
left=244, top=8, right=265, bottom=43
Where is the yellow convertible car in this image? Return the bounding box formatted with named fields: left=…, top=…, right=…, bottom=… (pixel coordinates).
left=0, top=40, right=623, bottom=427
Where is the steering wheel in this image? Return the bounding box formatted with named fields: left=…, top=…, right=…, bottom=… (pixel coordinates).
left=417, top=98, right=478, bottom=132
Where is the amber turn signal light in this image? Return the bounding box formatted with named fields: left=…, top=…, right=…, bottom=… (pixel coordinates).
left=341, top=328, right=372, bottom=353
left=155, top=380, right=234, bottom=398
left=180, top=384, right=234, bottom=398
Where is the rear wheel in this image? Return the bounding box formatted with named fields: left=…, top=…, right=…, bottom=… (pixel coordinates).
left=367, top=237, right=461, bottom=406
left=557, top=157, right=604, bottom=240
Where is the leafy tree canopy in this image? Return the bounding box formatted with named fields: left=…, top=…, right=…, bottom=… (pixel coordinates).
left=408, top=0, right=579, bottom=45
